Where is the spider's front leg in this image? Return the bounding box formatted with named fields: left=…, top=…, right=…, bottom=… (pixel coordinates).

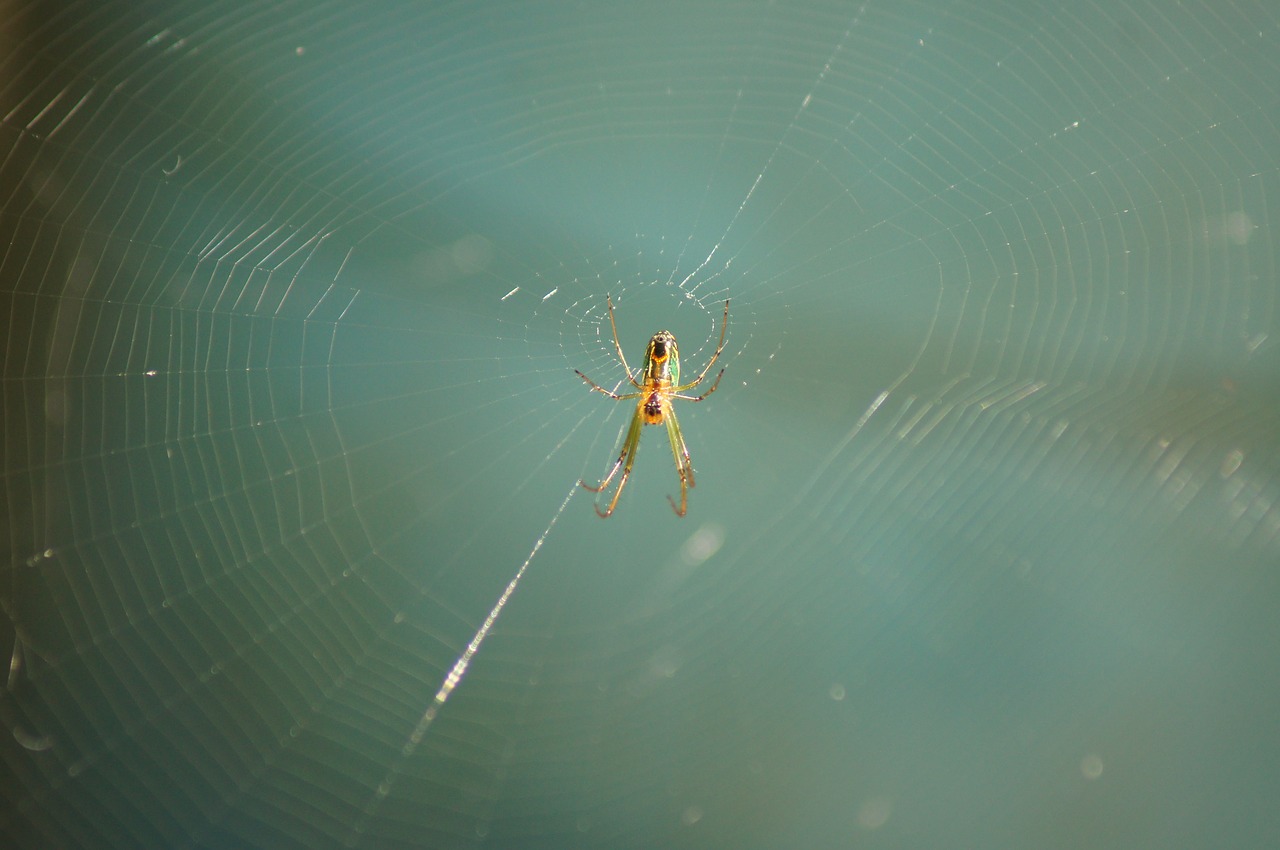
left=580, top=401, right=645, bottom=517
left=663, top=403, right=695, bottom=517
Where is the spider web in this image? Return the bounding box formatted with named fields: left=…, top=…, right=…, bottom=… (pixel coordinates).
left=4, top=0, right=1280, bottom=848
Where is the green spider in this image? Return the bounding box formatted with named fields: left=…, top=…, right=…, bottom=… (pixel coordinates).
left=575, top=295, right=729, bottom=517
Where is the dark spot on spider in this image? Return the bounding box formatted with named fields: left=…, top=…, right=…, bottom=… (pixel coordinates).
left=651, top=337, right=667, bottom=359
left=644, top=393, right=662, bottom=418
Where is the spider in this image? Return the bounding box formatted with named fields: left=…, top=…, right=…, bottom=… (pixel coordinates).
left=575, top=295, right=729, bottom=518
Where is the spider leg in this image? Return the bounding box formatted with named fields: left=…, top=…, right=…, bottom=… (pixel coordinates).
left=671, top=298, right=729, bottom=392
left=580, top=401, right=644, bottom=517
left=670, top=367, right=725, bottom=402
left=663, top=402, right=694, bottom=517
left=575, top=369, right=642, bottom=400
left=605, top=295, right=643, bottom=389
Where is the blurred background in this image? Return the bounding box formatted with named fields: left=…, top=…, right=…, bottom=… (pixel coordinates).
left=3, top=1, right=1278, bottom=848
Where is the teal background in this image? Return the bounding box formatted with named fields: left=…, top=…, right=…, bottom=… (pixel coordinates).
left=3, top=1, right=1279, bottom=848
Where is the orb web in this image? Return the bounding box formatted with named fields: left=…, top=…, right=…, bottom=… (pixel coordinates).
left=3, top=1, right=1279, bottom=848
